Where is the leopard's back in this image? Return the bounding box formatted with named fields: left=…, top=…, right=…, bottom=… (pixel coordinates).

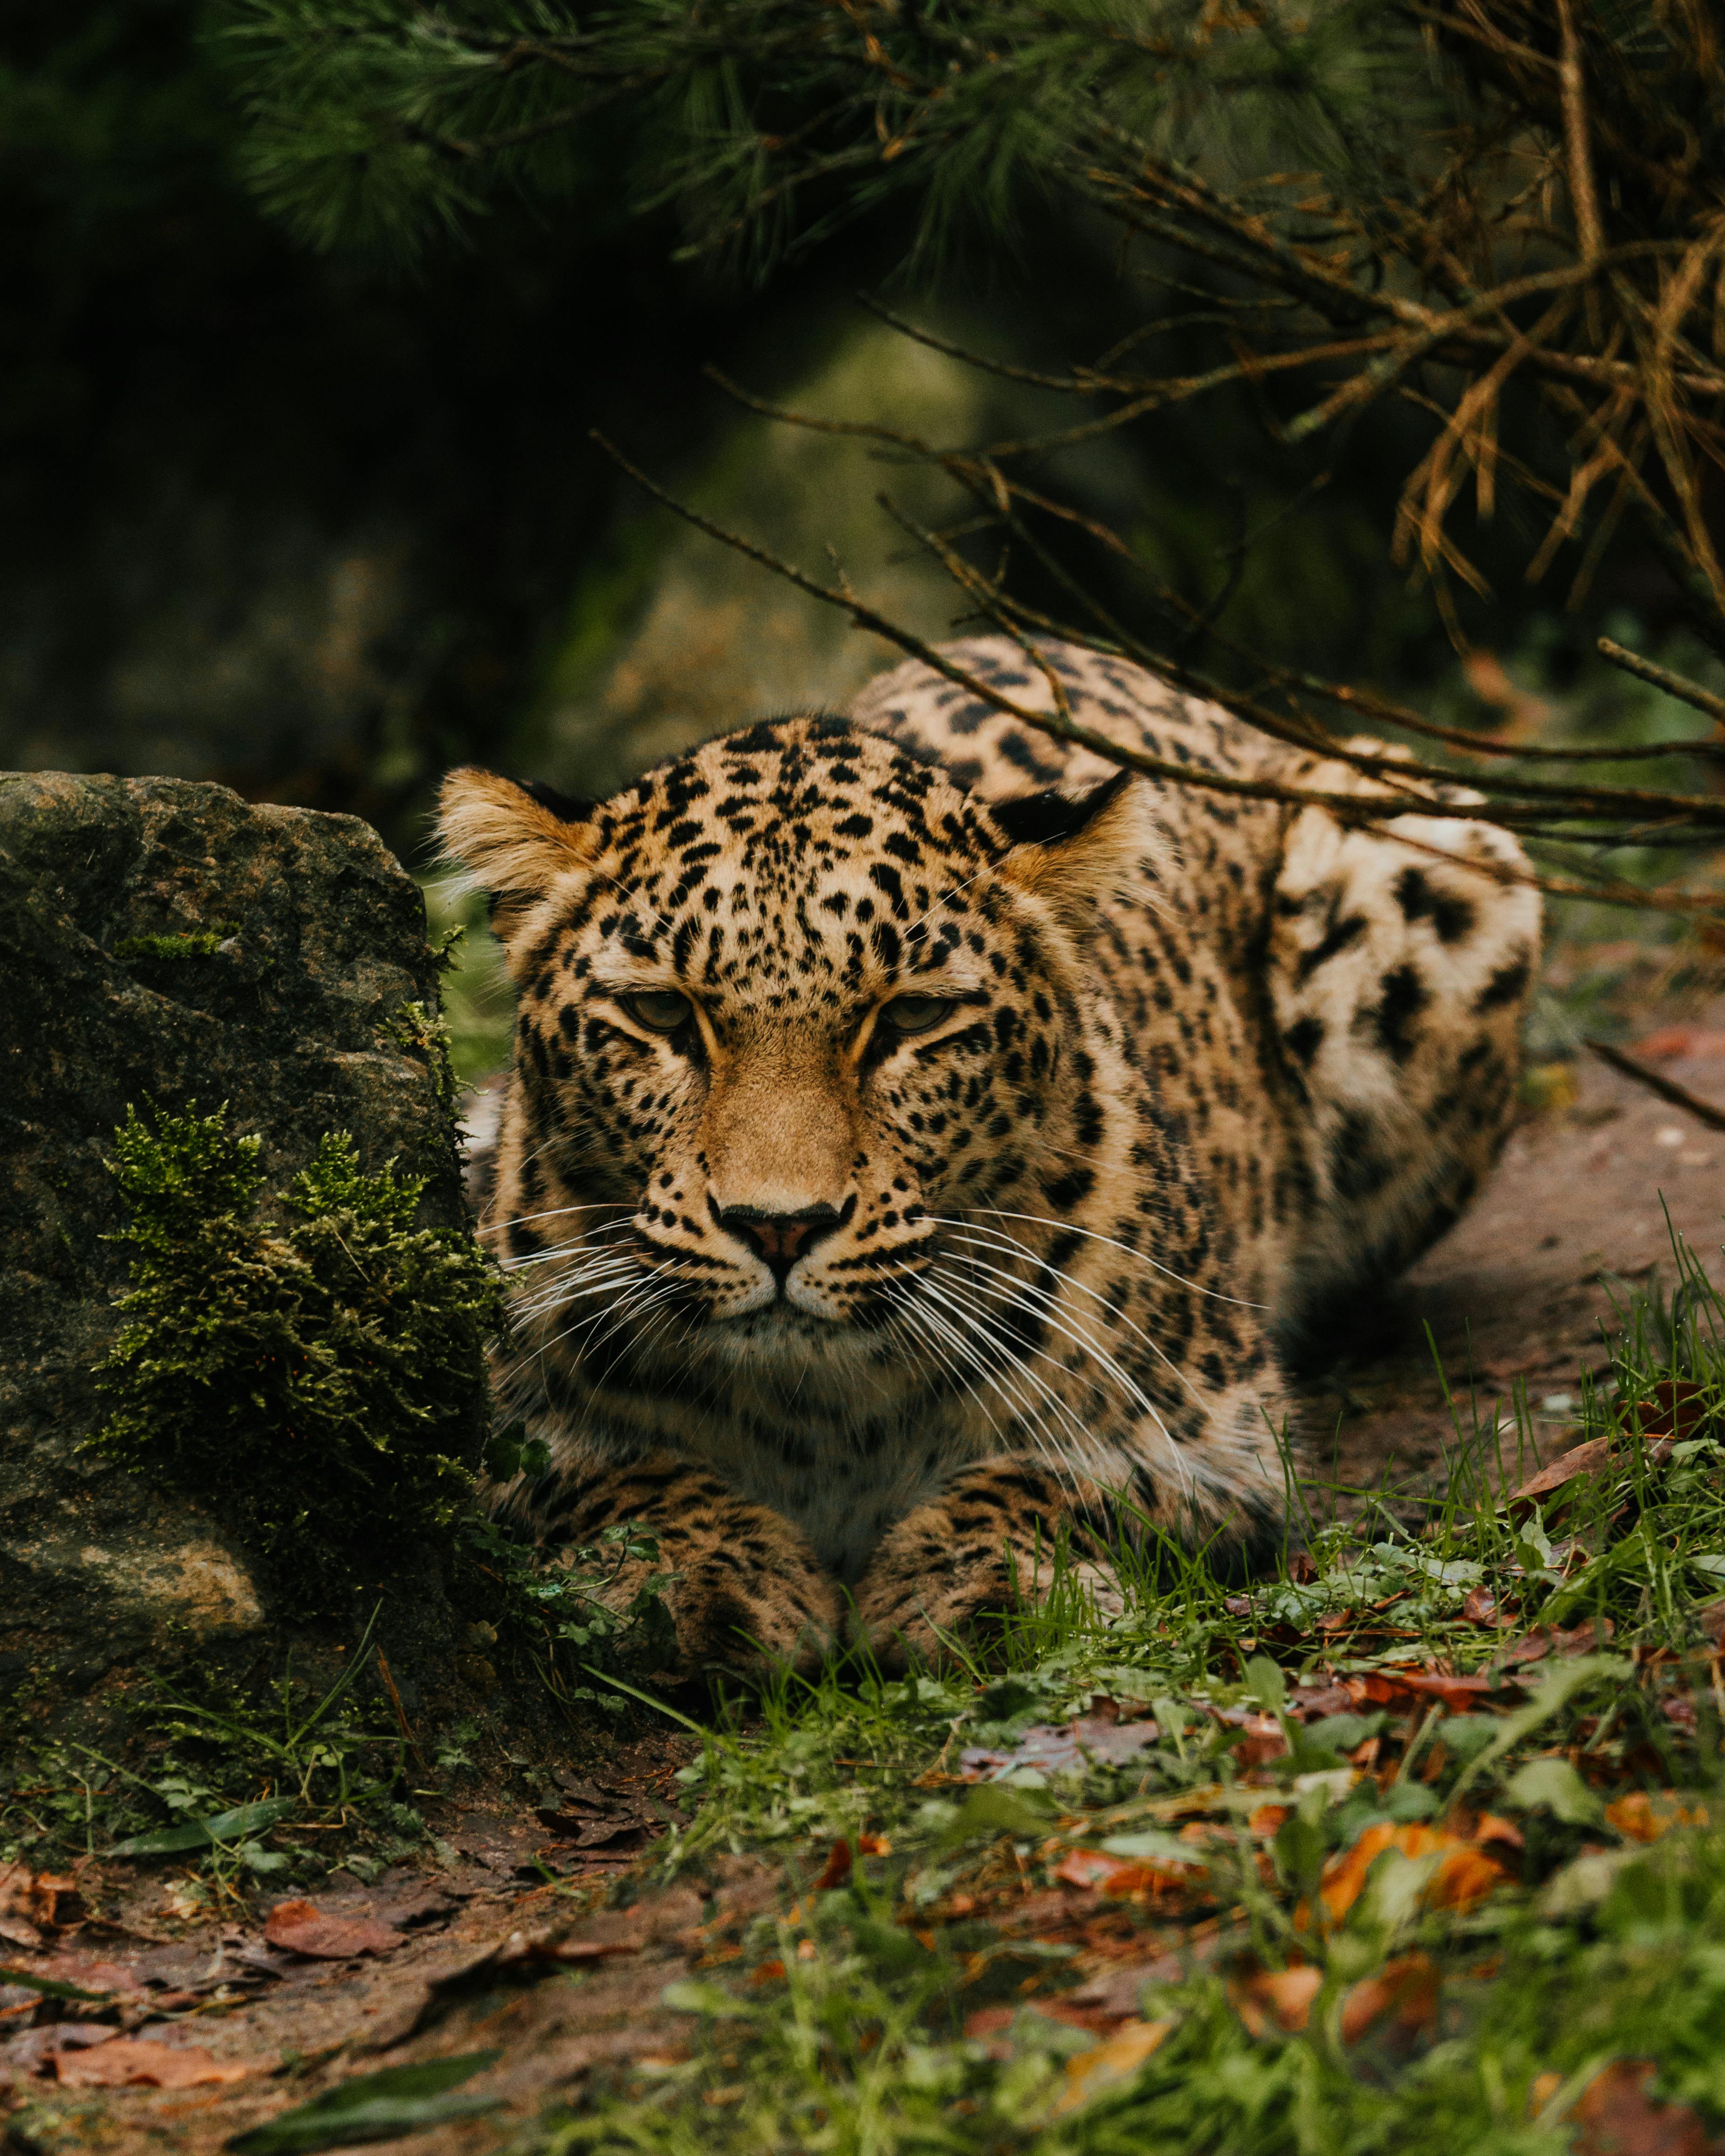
left=849, top=638, right=1541, bottom=1333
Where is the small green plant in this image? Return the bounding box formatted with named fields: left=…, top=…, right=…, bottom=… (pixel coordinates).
left=112, top=926, right=238, bottom=962
left=96, top=1100, right=505, bottom=1613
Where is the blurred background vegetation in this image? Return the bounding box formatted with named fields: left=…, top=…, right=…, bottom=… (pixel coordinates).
left=9, top=1, right=1725, bottom=1083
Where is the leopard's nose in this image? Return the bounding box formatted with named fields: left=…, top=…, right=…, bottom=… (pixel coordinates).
left=718, top=1204, right=841, bottom=1283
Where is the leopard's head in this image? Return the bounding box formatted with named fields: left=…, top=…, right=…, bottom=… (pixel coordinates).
left=440, top=716, right=1148, bottom=1400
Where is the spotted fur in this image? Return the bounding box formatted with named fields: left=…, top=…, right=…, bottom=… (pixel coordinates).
left=440, top=638, right=1538, bottom=1671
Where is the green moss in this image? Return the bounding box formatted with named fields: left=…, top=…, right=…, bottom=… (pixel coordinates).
left=95, top=1102, right=504, bottom=1616
left=112, top=925, right=240, bottom=962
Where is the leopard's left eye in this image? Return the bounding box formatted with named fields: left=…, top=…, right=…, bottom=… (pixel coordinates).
left=879, top=996, right=957, bottom=1037
left=623, top=989, right=693, bottom=1034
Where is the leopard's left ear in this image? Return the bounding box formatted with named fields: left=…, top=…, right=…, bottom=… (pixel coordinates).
left=437, top=768, right=600, bottom=938
left=989, top=770, right=1153, bottom=929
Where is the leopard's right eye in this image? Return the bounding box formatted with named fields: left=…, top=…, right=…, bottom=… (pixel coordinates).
left=622, top=990, right=693, bottom=1034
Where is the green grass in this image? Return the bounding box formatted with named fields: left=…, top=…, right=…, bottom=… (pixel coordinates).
left=520, top=1232, right=1725, bottom=2154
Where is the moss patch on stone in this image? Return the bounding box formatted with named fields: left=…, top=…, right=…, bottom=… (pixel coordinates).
left=95, top=1103, right=504, bottom=1617
left=112, top=925, right=240, bottom=962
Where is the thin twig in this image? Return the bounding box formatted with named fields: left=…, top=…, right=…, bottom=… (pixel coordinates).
left=1584, top=1038, right=1725, bottom=1134
left=1597, top=638, right=1725, bottom=728
left=374, top=1652, right=428, bottom=1771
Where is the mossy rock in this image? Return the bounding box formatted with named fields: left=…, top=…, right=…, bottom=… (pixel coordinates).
left=0, top=773, right=493, bottom=1740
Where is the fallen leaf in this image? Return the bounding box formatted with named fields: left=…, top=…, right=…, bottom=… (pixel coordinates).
left=812, top=1839, right=853, bottom=1891
left=1634, top=1380, right=1712, bottom=1443
left=1340, top=1952, right=1439, bottom=2045
left=1506, top=1438, right=1617, bottom=1516
left=1045, top=2018, right=1173, bottom=2115
left=0, top=1957, right=130, bottom=2001
left=1528, top=2070, right=1564, bottom=2115
left=226, top=2052, right=503, bottom=2156
left=1461, top=1587, right=1503, bottom=1626
left=1571, top=2058, right=1715, bottom=2156
left=1605, top=1792, right=1710, bottom=1843
left=1054, top=1849, right=1201, bottom=1895
left=959, top=1714, right=1158, bottom=1782
left=49, top=2037, right=254, bottom=2088
left=1288, top=1682, right=1355, bottom=1718
left=263, top=1900, right=402, bottom=1961
left=1229, top=1963, right=1323, bottom=2037
left=1317, top=1823, right=1513, bottom=1923
left=1629, top=1026, right=1725, bottom=1062
left=856, top=1832, right=891, bottom=1856
left=1372, top=1668, right=1520, bottom=1712
left=0, top=1865, right=80, bottom=1951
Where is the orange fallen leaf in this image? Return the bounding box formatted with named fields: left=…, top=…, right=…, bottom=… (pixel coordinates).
left=49, top=2038, right=253, bottom=2089
left=856, top=1833, right=891, bottom=1856
left=749, top=1958, right=786, bottom=1985
left=1630, top=1026, right=1725, bottom=1063
left=1229, top=1963, right=1323, bottom=2037
left=811, top=1838, right=853, bottom=1891
left=1316, top=1823, right=1512, bottom=1924
left=1340, top=1952, right=1438, bottom=2045
left=262, top=1898, right=401, bottom=1960
left=1046, top=2018, right=1173, bottom=2114
left=1528, top=2070, right=1564, bottom=2115
left=1605, top=1792, right=1710, bottom=1844
left=1572, top=2058, right=1715, bottom=2156
left=1248, top=1804, right=1291, bottom=1839
left=1054, top=1849, right=1199, bottom=1895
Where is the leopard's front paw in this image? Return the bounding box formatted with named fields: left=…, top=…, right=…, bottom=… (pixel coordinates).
left=852, top=1461, right=1124, bottom=1670
left=663, top=1543, right=844, bottom=1676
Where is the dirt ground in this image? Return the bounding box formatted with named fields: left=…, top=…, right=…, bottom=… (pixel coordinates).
left=1309, top=1035, right=1725, bottom=1499
left=9, top=1028, right=1725, bottom=2154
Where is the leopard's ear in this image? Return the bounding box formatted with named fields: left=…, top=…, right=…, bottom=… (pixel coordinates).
left=989, top=770, right=1153, bottom=930
left=437, top=768, right=599, bottom=936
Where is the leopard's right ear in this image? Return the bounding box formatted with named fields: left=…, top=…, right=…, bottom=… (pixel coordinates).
left=437, top=769, right=599, bottom=936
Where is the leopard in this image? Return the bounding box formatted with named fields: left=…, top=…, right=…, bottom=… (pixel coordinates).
left=439, top=636, right=1539, bottom=1673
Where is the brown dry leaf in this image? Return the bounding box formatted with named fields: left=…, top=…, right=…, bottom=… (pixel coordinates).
left=1605, top=1792, right=1711, bottom=1844
left=1634, top=1380, right=1712, bottom=1443
left=1340, top=1952, right=1439, bottom=2045
left=1571, top=2058, right=1717, bottom=2156
left=1461, top=1587, right=1504, bottom=1626
left=1506, top=1437, right=1618, bottom=1517
left=1229, top=1963, right=1323, bottom=2037
left=1630, top=1026, right=1725, bottom=1062
left=49, top=2038, right=254, bottom=2089
left=1045, top=2019, right=1174, bottom=2115
left=1317, top=1823, right=1513, bottom=1924
left=262, top=1898, right=402, bottom=1961
left=959, top=1713, right=1158, bottom=1782
left=1363, top=1667, right=1517, bottom=1713
left=811, top=1839, right=853, bottom=1892
left=0, top=1865, right=80, bottom=1952
left=1053, top=1849, right=1202, bottom=1896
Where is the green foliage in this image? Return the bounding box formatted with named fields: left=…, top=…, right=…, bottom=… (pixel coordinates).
left=213, top=0, right=1427, bottom=275
left=228, top=2052, right=504, bottom=2156
left=96, top=1099, right=504, bottom=1613
left=112, top=924, right=238, bottom=961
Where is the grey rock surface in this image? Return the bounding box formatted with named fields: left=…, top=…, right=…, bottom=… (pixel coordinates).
left=0, top=772, right=463, bottom=1705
